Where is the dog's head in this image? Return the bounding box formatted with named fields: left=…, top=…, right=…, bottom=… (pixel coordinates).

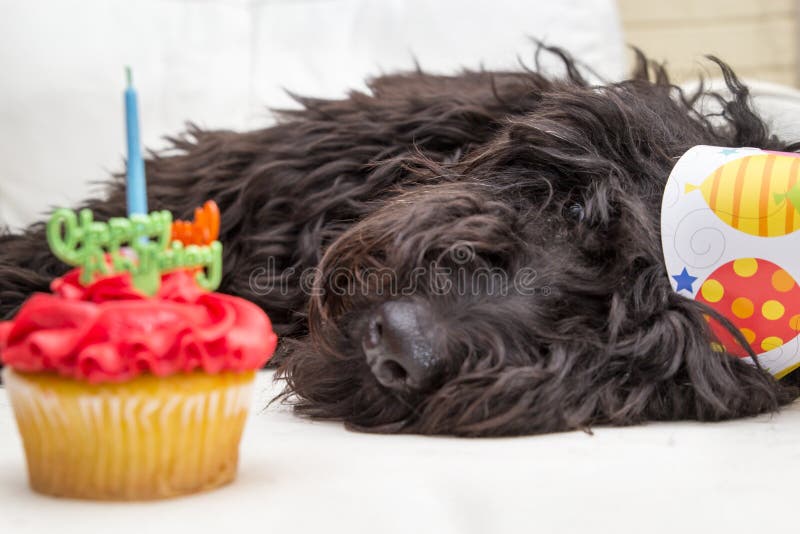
left=278, top=52, right=798, bottom=435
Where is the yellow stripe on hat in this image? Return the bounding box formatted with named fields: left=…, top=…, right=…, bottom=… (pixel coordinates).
left=757, top=155, right=775, bottom=236
left=732, top=154, right=762, bottom=236
left=710, top=157, right=739, bottom=227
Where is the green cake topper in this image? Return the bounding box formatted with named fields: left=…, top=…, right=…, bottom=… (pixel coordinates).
left=46, top=208, right=223, bottom=296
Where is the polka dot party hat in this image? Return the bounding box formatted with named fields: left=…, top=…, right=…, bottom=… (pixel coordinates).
left=662, top=145, right=800, bottom=377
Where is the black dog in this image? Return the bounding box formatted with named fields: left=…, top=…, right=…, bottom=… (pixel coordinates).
left=2, top=49, right=798, bottom=436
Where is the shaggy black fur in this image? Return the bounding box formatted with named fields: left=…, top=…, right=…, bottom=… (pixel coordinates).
left=2, top=49, right=799, bottom=436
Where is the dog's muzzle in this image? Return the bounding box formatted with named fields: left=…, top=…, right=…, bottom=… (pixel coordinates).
left=361, top=300, right=439, bottom=391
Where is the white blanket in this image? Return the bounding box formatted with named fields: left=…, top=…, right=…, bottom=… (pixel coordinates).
left=1, top=370, right=798, bottom=534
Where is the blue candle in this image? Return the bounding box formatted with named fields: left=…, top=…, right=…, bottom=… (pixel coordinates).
left=125, top=67, right=148, bottom=216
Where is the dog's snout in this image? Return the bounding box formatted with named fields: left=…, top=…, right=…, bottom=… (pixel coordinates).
left=362, top=301, right=438, bottom=391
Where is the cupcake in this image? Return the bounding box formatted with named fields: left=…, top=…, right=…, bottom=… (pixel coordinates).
left=0, top=204, right=277, bottom=500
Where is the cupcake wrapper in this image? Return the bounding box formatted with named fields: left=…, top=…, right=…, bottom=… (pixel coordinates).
left=2, top=368, right=255, bottom=500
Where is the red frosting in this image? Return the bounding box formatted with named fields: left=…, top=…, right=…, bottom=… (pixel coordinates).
left=0, top=268, right=277, bottom=383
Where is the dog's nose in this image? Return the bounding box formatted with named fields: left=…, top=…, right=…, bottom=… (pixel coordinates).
left=362, top=301, right=438, bottom=391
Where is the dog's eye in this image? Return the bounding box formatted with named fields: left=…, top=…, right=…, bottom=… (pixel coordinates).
left=567, top=202, right=585, bottom=222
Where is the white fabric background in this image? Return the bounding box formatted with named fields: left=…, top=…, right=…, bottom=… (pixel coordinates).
left=0, top=0, right=625, bottom=230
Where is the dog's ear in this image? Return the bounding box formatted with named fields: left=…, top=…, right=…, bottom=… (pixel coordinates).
left=627, top=296, right=797, bottom=423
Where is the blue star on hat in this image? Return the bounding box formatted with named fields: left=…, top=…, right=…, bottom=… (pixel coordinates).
left=719, top=148, right=738, bottom=156
left=672, top=267, right=698, bottom=294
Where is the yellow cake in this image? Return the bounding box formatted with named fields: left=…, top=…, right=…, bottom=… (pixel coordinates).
left=0, top=267, right=277, bottom=500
